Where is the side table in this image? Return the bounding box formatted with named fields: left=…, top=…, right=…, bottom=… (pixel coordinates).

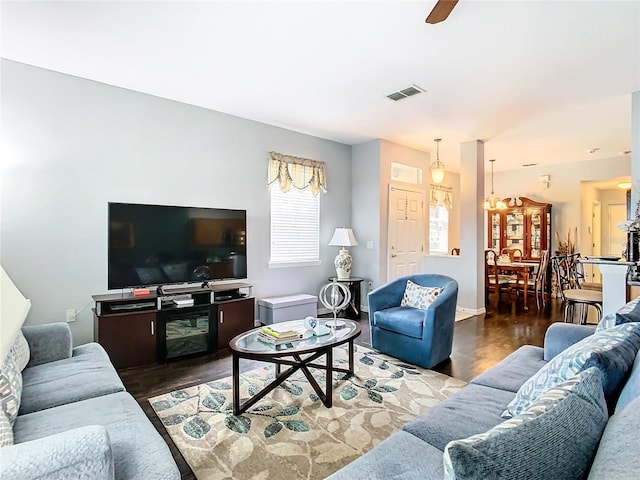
left=327, top=276, right=363, bottom=320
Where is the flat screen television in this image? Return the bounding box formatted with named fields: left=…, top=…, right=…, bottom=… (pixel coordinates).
left=108, top=202, right=247, bottom=290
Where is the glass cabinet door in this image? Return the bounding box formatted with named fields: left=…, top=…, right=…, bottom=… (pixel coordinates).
left=505, top=209, right=524, bottom=250
left=529, top=208, right=543, bottom=259
left=486, top=198, right=551, bottom=261
left=490, top=213, right=501, bottom=251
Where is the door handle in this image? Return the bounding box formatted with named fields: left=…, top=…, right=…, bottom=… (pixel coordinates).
left=220, top=311, right=224, bottom=324
left=150, top=320, right=154, bottom=336
left=391, top=253, right=397, bottom=257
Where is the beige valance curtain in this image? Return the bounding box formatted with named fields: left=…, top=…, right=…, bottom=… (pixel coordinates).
left=267, top=151, right=327, bottom=196
left=430, top=184, right=453, bottom=211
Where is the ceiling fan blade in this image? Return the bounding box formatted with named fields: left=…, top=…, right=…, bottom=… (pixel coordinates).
left=425, top=0, right=459, bottom=24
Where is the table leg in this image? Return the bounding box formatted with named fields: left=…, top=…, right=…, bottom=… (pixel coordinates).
left=325, top=348, right=333, bottom=408
left=352, top=280, right=361, bottom=319
left=348, top=339, right=354, bottom=374
left=232, top=354, right=240, bottom=416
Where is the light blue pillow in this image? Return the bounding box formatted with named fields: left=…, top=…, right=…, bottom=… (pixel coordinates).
left=444, top=367, right=607, bottom=480
left=503, top=322, right=640, bottom=418
left=400, top=280, right=442, bottom=310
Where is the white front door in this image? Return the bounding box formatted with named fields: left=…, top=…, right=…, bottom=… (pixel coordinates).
left=591, top=202, right=602, bottom=282
left=388, top=186, right=425, bottom=281
left=607, top=204, right=627, bottom=256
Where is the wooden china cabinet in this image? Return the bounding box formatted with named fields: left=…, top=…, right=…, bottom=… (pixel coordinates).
left=487, top=197, right=552, bottom=261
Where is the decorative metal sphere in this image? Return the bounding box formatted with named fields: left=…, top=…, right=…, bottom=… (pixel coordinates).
left=319, top=281, right=351, bottom=314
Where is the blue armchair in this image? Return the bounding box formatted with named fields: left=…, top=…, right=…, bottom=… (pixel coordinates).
left=368, top=274, right=458, bottom=369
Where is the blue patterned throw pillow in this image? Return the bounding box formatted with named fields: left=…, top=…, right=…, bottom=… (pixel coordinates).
left=8, top=330, right=30, bottom=371
left=0, top=353, right=23, bottom=426
left=444, top=368, right=607, bottom=480
left=503, top=322, right=640, bottom=418
left=0, top=409, right=12, bottom=447
left=595, top=313, right=617, bottom=333
left=615, top=296, right=640, bottom=324
left=400, top=280, right=442, bottom=310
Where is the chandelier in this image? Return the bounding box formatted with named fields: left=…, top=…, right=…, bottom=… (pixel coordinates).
left=429, top=138, right=445, bottom=184
left=483, top=159, right=507, bottom=210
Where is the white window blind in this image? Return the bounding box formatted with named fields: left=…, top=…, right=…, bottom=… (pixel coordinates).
left=429, top=205, right=449, bottom=254
left=269, top=183, right=320, bottom=266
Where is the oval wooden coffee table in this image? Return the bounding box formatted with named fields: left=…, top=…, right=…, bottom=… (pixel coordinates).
left=229, top=319, right=361, bottom=415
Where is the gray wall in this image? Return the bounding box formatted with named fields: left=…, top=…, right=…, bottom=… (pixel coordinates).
left=351, top=140, right=381, bottom=307
left=0, top=60, right=353, bottom=345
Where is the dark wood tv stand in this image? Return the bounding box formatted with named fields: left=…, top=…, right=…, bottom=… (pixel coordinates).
left=93, top=282, right=255, bottom=369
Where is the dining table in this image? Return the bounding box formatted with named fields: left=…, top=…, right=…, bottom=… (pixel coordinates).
left=491, top=260, right=537, bottom=310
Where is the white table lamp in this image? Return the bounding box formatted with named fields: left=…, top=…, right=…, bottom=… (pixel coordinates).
left=328, top=228, right=358, bottom=279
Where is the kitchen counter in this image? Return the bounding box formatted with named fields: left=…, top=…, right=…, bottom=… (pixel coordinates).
left=579, top=258, right=637, bottom=316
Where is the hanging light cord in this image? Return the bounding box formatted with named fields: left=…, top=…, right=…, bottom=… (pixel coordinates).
left=490, top=159, right=495, bottom=194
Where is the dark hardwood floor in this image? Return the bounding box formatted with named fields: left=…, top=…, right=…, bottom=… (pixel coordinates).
left=119, top=297, right=566, bottom=479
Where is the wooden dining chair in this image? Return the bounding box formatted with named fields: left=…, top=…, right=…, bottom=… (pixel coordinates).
left=500, top=248, right=523, bottom=262
left=509, top=249, right=549, bottom=309
left=485, top=249, right=511, bottom=306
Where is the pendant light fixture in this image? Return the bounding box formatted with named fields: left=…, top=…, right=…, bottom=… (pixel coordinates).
left=483, top=159, right=507, bottom=210
left=430, top=138, right=446, bottom=184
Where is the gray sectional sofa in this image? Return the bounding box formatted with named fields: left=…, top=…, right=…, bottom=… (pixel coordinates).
left=329, top=308, right=640, bottom=479
left=0, top=322, right=180, bottom=479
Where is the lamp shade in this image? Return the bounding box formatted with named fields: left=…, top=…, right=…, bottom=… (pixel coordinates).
left=430, top=163, right=445, bottom=184
left=328, top=228, right=358, bottom=247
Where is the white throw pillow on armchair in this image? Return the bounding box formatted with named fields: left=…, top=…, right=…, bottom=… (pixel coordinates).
left=401, top=280, right=443, bottom=310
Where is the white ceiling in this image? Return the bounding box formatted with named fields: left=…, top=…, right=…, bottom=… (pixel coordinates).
left=1, top=0, right=639, bottom=173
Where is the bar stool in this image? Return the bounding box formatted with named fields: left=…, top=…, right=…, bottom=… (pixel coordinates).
left=551, top=254, right=603, bottom=325
left=569, top=253, right=603, bottom=291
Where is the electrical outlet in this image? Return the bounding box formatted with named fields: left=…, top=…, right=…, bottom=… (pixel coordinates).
left=65, top=308, right=76, bottom=322
left=368, top=281, right=373, bottom=290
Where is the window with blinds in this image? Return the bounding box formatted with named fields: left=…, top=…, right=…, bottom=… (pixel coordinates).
left=269, top=183, right=321, bottom=266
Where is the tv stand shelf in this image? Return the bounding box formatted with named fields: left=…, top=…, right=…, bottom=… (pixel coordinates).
left=93, top=282, right=255, bottom=369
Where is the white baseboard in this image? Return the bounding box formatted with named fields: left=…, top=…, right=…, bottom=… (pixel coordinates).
left=456, top=306, right=485, bottom=316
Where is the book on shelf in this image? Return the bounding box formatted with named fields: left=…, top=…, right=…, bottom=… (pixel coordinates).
left=257, top=331, right=301, bottom=346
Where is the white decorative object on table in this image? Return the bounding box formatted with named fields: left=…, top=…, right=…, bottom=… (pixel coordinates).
left=328, top=227, right=358, bottom=279
left=304, top=316, right=317, bottom=330
left=319, top=279, right=351, bottom=328
left=303, top=316, right=331, bottom=337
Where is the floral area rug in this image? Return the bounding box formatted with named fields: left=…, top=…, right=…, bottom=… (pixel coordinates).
left=149, top=345, right=466, bottom=480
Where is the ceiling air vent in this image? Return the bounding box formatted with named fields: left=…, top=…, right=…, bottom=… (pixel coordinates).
left=386, top=85, right=425, bottom=101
